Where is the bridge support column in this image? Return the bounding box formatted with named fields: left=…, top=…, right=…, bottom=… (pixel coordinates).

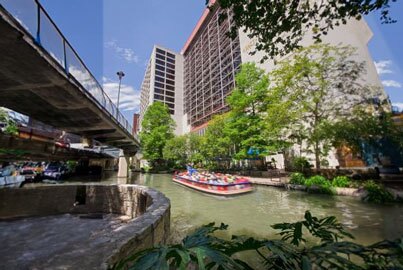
left=117, top=150, right=129, bottom=178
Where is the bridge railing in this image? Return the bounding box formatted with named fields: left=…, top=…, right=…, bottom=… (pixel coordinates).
left=0, top=0, right=134, bottom=137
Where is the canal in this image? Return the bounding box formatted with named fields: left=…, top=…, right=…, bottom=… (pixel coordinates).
left=70, top=172, right=403, bottom=245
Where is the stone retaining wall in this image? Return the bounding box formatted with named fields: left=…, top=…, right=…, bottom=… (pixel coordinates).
left=0, top=184, right=170, bottom=268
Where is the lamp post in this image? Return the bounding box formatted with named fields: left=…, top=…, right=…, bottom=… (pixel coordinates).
left=116, top=71, right=125, bottom=117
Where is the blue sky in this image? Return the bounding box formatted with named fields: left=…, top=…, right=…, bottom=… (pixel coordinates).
left=37, top=1, right=403, bottom=123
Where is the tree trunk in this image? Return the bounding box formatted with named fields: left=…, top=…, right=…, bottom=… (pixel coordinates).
left=314, top=142, right=321, bottom=170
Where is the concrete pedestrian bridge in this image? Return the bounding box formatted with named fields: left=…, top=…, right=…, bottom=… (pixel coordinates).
left=0, top=184, right=170, bottom=269
left=0, top=1, right=139, bottom=155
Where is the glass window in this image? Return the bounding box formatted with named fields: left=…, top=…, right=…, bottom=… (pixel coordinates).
left=155, top=82, right=165, bottom=88
left=166, top=103, right=175, bottom=109
left=166, top=85, right=175, bottom=91
left=167, top=52, right=175, bottom=59
left=156, top=53, right=165, bottom=60
left=156, top=48, right=165, bottom=55
left=169, top=109, right=174, bottom=115
left=166, top=74, right=175, bottom=80
left=166, top=68, right=175, bottom=75
left=166, top=90, right=175, bottom=97
left=155, top=76, right=164, bottom=83
left=154, top=94, right=164, bottom=100
left=156, top=59, right=165, bottom=66
left=166, top=79, right=175, bottom=86
left=166, top=57, right=175, bottom=64
left=154, top=88, right=164, bottom=94
left=156, top=64, right=165, bottom=71
left=166, top=96, right=175, bottom=103
left=167, top=63, right=175, bottom=69
left=155, top=70, right=165, bottom=77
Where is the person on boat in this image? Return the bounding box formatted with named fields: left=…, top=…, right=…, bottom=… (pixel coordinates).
left=186, top=164, right=197, bottom=176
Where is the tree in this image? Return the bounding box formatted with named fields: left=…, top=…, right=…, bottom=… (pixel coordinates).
left=0, top=108, right=18, bottom=136
left=163, top=133, right=205, bottom=167
left=139, top=102, right=175, bottom=167
left=202, top=113, right=232, bottom=163
left=268, top=44, right=385, bottom=169
left=163, top=135, right=187, bottom=167
left=213, top=0, right=397, bottom=61
left=331, top=109, right=403, bottom=155
left=226, top=63, right=269, bottom=159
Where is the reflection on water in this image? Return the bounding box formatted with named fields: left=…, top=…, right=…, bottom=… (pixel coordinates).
left=72, top=172, right=403, bottom=245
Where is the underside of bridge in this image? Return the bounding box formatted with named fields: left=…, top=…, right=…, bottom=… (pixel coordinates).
left=0, top=6, right=139, bottom=155
left=0, top=134, right=112, bottom=161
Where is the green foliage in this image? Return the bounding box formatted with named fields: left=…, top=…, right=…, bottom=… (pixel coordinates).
left=139, top=102, right=175, bottom=166
left=163, top=133, right=205, bottom=167
left=226, top=63, right=271, bottom=160
left=331, top=110, right=403, bottom=153
left=163, top=135, right=187, bottom=167
left=0, top=108, right=18, bottom=136
left=305, top=175, right=334, bottom=194
left=268, top=44, right=383, bottom=169
left=332, top=176, right=351, bottom=188
left=289, top=172, right=306, bottom=185
left=202, top=113, right=233, bottom=162
left=115, top=211, right=403, bottom=270
left=214, top=0, right=396, bottom=61
left=290, top=157, right=312, bottom=172
left=305, top=176, right=330, bottom=187
left=363, top=180, right=394, bottom=204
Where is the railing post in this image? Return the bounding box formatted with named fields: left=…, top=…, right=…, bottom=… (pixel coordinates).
left=35, top=0, right=41, bottom=45
left=63, top=40, right=68, bottom=73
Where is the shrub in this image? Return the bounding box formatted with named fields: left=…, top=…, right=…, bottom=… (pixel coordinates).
left=332, top=176, right=351, bottom=188
left=289, top=172, right=306, bottom=185
left=305, top=175, right=334, bottom=194
left=305, top=175, right=330, bottom=187
left=363, top=180, right=394, bottom=203
left=291, top=156, right=312, bottom=172
left=114, top=212, right=403, bottom=270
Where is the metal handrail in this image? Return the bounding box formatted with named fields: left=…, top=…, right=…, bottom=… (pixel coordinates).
left=0, top=0, right=134, bottom=137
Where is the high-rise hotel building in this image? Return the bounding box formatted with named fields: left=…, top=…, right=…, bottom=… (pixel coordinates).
left=139, top=46, right=184, bottom=135
left=139, top=1, right=386, bottom=136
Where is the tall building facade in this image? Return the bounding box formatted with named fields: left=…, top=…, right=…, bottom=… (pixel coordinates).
left=139, top=45, right=184, bottom=135
left=139, top=2, right=387, bottom=139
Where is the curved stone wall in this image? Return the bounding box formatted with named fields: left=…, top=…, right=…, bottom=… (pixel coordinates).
left=0, top=184, right=170, bottom=268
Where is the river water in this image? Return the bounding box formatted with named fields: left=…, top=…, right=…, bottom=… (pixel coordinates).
left=73, top=172, right=403, bottom=245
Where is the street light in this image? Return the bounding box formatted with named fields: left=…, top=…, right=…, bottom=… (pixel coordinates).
left=116, top=71, right=125, bottom=117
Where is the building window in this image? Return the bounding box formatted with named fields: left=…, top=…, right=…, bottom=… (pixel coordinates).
left=156, top=64, right=165, bottom=71
left=156, top=59, right=165, bottom=66
left=166, top=63, right=175, bottom=70
left=154, top=88, right=164, bottom=94
left=166, top=74, right=175, bottom=80
left=166, top=85, right=175, bottom=91
left=166, top=103, right=175, bottom=109
left=166, top=79, right=175, bottom=86
left=154, top=94, right=164, bottom=100
left=167, top=52, right=175, bottom=59
left=155, top=76, right=165, bottom=83
left=155, top=82, right=165, bottom=88
left=166, top=57, right=175, bottom=64
left=156, top=48, right=165, bottom=55
left=166, top=68, right=175, bottom=75
left=155, top=70, right=165, bottom=77
left=166, top=90, right=175, bottom=97
left=156, top=53, right=165, bottom=60
left=166, top=96, right=175, bottom=103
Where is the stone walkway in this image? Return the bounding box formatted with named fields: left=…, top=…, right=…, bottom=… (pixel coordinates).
left=0, top=214, right=129, bottom=270
left=247, top=176, right=288, bottom=187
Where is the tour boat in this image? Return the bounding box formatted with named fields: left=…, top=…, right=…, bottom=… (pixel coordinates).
left=173, top=171, right=253, bottom=196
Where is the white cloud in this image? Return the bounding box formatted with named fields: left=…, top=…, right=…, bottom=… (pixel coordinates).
left=382, top=80, right=402, bottom=88
left=102, top=78, right=140, bottom=112
left=374, top=60, right=393, bottom=75
left=393, top=103, right=403, bottom=111
left=105, top=40, right=139, bottom=64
